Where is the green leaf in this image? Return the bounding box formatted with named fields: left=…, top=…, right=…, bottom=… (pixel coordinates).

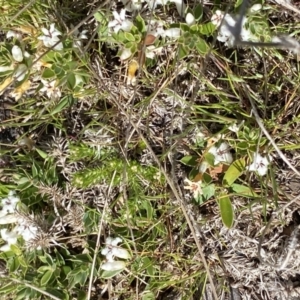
left=218, top=195, right=234, bottom=228
left=135, top=15, right=146, bottom=33
left=40, top=270, right=54, bottom=286
left=178, top=44, right=188, bottom=59
left=45, top=288, right=69, bottom=300
left=202, top=184, right=215, bottom=201
left=236, top=141, right=249, bottom=150
left=196, top=38, right=209, bottom=55
left=42, top=68, right=55, bottom=79
left=231, top=183, right=257, bottom=197
left=204, top=152, right=215, bottom=166
left=180, top=155, right=198, bottom=166
left=124, top=32, right=136, bottom=42
left=35, top=148, right=48, bottom=159
left=8, top=256, right=20, bottom=273
left=0, top=283, right=17, bottom=294
left=67, top=73, right=76, bottom=90
left=198, top=22, right=216, bottom=35
left=223, top=158, right=245, bottom=186
left=194, top=4, right=203, bottom=21
left=50, top=96, right=73, bottom=115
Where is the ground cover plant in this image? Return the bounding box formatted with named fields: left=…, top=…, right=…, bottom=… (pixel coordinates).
left=1, top=0, right=300, bottom=299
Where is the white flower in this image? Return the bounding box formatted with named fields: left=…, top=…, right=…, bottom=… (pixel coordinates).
left=184, top=178, right=203, bottom=198
left=108, top=9, right=133, bottom=33
left=185, top=13, right=195, bottom=26
left=0, top=228, right=18, bottom=251
left=0, top=214, right=18, bottom=225
left=1, top=191, right=20, bottom=214
left=72, top=28, right=88, bottom=48
left=6, top=30, right=22, bottom=40
left=120, top=48, right=132, bottom=61
left=146, top=20, right=165, bottom=37
left=211, top=10, right=225, bottom=27
left=101, top=260, right=126, bottom=271
left=209, top=142, right=233, bottom=165
left=40, top=79, right=61, bottom=99
left=162, top=28, right=181, bottom=39
left=101, top=237, right=130, bottom=262
left=12, top=45, right=23, bottom=62
left=38, top=23, right=63, bottom=51
left=15, top=221, right=38, bottom=242
left=247, top=153, right=271, bottom=176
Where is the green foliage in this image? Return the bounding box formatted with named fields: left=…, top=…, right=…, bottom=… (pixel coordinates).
left=72, top=155, right=162, bottom=189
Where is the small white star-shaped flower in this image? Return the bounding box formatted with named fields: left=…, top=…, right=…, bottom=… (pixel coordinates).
left=184, top=178, right=203, bottom=198
left=101, top=237, right=130, bottom=262
left=38, top=23, right=63, bottom=50
left=247, top=153, right=271, bottom=176
left=108, top=9, right=133, bottom=33
left=40, top=79, right=61, bottom=99
left=208, top=142, right=233, bottom=165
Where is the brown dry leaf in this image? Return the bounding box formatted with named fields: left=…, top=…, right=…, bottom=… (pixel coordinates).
left=144, top=34, right=156, bottom=45
left=13, top=25, right=38, bottom=36
left=10, top=80, right=31, bottom=100
left=127, top=60, right=139, bottom=86
left=0, top=77, right=13, bottom=95
left=208, top=164, right=228, bottom=179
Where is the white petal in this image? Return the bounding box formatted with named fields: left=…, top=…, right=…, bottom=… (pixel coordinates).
left=119, top=9, right=126, bottom=21
left=112, top=248, right=130, bottom=259
left=228, top=123, right=240, bottom=133
left=101, top=247, right=109, bottom=255
left=1, top=228, right=18, bottom=242
left=120, top=48, right=132, bottom=61
left=105, top=237, right=114, bottom=245
left=211, top=10, right=224, bottom=26
left=223, top=14, right=237, bottom=28
left=14, top=64, right=27, bottom=81
left=53, top=42, right=63, bottom=51
left=208, top=145, right=218, bottom=156
left=6, top=30, right=21, bottom=39
left=24, top=51, right=30, bottom=58
left=0, top=214, right=18, bottom=225
left=163, top=28, right=181, bottom=39
left=101, top=261, right=125, bottom=271
left=122, top=20, right=133, bottom=32
left=41, top=28, right=49, bottom=36
left=0, top=243, right=11, bottom=251
left=108, top=20, right=118, bottom=28
left=257, top=166, right=268, bottom=176
left=185, top=13, right=195, bottom=26
left=199, top=161, right=209, bottom=174
left=111, top=237, right=122, bottom=246
left=112, top=11, right=120, bottom=21
left=49, top=23, right=56, bottom=34
left=12, top=45, right=23, bottom=62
